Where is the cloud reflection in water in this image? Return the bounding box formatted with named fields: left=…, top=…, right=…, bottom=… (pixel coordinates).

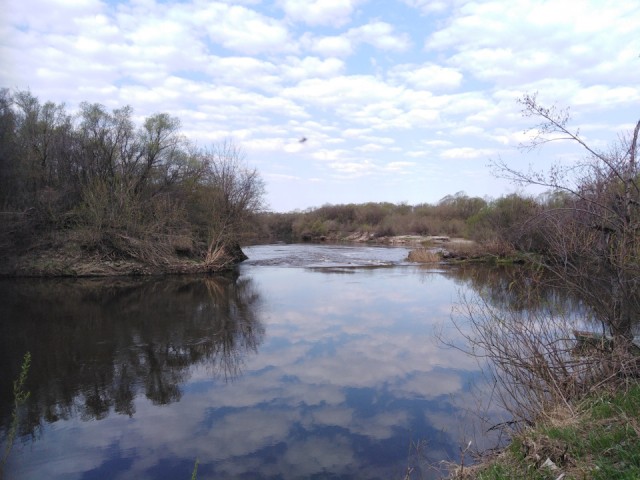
left=1, top=245, right=503, bottom=479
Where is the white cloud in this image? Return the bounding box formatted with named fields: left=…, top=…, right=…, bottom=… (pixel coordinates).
left=311, top=148, right=350, bottom=162
left=282, top=74, right=402, bottom=107
left=329, top=159, right=377, bottom=176
left=278, top=0, right=366, bottom=27
left=197, top=4, right=293, bottom=55
left=204, top=56, right=281, bottom=91
left=422, top=139, right=453, bottom=147
left=302, top=20, right=410, bottom=58
left=347, top=21, right=411, bottom=51
left=400, top=0, right=462, bottom=15
left=406, top=150, right=428, bottom=158
left=441, top=147, right=497, bottom=159
left=280, top=56, right=346, bottom=81
left=389, top=63, right=463, bottom=91
left=355, top=143, right=384, bottom=152
left=2, top=0, right=637, bottom=211
left=426, top=0, right=640, bottom=89
left=385, top=161, right=416, bottom=172
left=342, top=127, right=373, bottom=138
left=303, top=33, right=354, bottom=57
left=5, top=0, right=105, bottom=35
left=571, top=85, right=640, bottom=107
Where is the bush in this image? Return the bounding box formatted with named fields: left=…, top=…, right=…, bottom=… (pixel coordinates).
left=407, top=248, right=440, bottom=263
left=0, top=90, right=264, bottom=270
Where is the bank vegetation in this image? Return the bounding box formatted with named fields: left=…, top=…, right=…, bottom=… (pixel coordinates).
left=0, top=89, right=264, bottom=276
left=255, top=191, right=535, bottom=248
left=444, top=94, right=640, bottom=479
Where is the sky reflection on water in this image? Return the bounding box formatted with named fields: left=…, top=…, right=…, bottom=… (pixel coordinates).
left=1, top=245, right=505, bottom=480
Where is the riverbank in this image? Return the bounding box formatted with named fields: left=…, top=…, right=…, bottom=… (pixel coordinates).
left=306, top=231, right=466, bottom=247
left=0, top=229, right=247, bottom=277
left=0, top=231, right=516, bottom=277
left=0, top=231, right=506, bottom=277
left=313, top=231, right=520, bottom=263
left=449, top=382, right=640, bottom=479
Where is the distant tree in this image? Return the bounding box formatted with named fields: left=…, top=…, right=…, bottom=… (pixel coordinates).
left=466, top=193, right=540, bottom=248
left=437, top=191, right=487, bottom=220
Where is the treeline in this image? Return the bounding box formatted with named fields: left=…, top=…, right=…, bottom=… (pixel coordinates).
left=255, top=191, right=555, bottom=247
left=0, top=89, right=264, bottom=274
left=258, top=143, right=640, bottom=347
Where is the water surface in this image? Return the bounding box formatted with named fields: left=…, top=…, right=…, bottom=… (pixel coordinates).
left=1, top=244, right=507, bottom=479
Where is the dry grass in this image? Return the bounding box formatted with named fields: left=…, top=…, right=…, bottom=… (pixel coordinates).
left=408, top=239, right=521, bottom=264
left=443, top=240, right=516, bottom=260
left=407, top=248, right=441, bottom=263
left=1, top=225, right=242, bottom=277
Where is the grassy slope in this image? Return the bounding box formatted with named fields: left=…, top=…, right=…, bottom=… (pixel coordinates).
left=458, top=384, right=640, bottom=480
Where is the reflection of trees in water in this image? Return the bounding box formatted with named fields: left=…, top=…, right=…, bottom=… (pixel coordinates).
left=442, top=264, right=636, bottom=424
left=445, top=264, right=587, bottom=317
left=0, top=274, right=264, bottom=436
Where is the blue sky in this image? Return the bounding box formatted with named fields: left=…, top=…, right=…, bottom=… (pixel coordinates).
left=2, top=0, right=639, bottom=212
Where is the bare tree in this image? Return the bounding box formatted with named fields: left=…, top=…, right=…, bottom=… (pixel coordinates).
left=197, top=140, right=265, bottom=265
left=0, top=90, right=265, bottom=273
left=440, top=95, right=640, bottom=432
left=494, top=93, right=640, bottom=349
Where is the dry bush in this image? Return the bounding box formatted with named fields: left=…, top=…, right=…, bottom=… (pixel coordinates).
left=169, top=234, right=195, bottom=255
left=443, top=239, right=516, bottom=260
left=407, top=248, right=440, bottom=263
left=409, top=216, right=433, bottom=235
left=205, top=244, right=228, bottom=266
left=495, top=94, right=640, bottom=344
left=444, top=218, right=466, bottom=236
left=101, top=231, right=175, bottom=266
left=420, top=217, right=448, bottom=236
left=450, top=292, right=640, bottom=428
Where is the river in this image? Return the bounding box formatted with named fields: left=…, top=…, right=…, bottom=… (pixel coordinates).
left=1, top=244, right=521, bottom=479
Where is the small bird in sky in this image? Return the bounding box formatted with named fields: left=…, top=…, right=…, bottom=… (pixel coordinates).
left=298, top=137, right=307, bottom=143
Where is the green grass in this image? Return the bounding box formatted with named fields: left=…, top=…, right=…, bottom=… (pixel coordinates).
left=1, top=351, right=31, bottom=478
left=457, top=384, right=640, bottom=479
left=190, top=459, right=199, bottom=480
left=474, top=464, right=547, bottom=480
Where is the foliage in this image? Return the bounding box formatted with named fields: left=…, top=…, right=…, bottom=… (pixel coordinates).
left=257, top=191, right=561, bottom=260
left=191, top=459, right=199, bottom=480
left=466, top=194, right=541, bottom=248
left=0, top=89, right=264, bottom=273
left=257, top=193, right=494, bottom=242
left=1, top=351, right=31, bottom=479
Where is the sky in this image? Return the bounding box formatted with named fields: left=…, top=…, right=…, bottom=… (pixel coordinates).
left=1, top=0, right=639, bottom=212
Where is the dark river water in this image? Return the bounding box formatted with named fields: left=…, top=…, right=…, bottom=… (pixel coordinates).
left=1, top=244, right=519, bottom=479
